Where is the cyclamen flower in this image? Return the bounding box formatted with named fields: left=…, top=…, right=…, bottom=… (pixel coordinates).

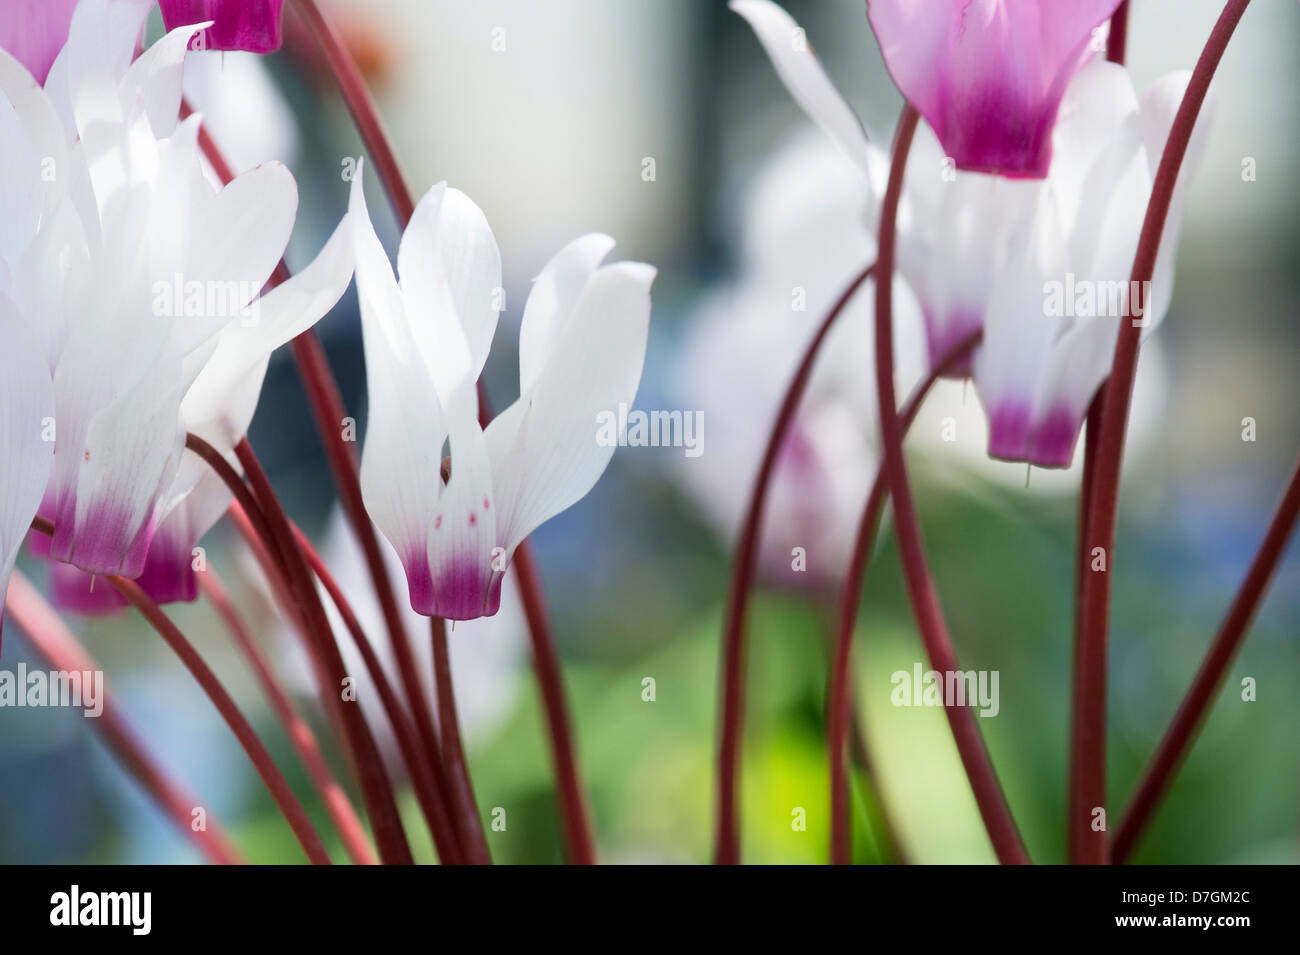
left=160, top=0, right=286, bottom=54
left=350, top=164, right=655, bottom=620
left=0, top=0, right=353, bottom=585
left=0, top=0, right=79, bottom=84
left=866, top=0, right=1124, bottom=178
left=674, top=130, right=924, bottom=587
left=733, top=0, right=1212, bottom=468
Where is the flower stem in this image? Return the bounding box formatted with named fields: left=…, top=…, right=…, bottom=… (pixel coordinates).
left=293, top=0, right=414, bottom=223
left=109, top=576, right=332, bottom=863
left=511, top=554, right=597, bottom=863
left=1071, top=0, right=1251, bottom=865
left=1065, top=0, right=1124, bottom=872
left=199, top=567, right=377, bottom=865
left=1113, top=457, right=1300, bottom=863
left=830, top=330, right=981, bottom=864
left=874, top=106, right=1029, bottom=865
left=1106, top=2, right=1129, bottom=65
left=291, top=0, right=596, bottom=862
left=4, top=571, right=243, bottom=865
left=431, top=617, right=492, bottom=863
left=234, top=439, right=414, bottom=864
left=28, top=516, right=331, bottom=863
left=286, top=519, right=465, bottom=863
left=714, top=263, right=876, bottom=864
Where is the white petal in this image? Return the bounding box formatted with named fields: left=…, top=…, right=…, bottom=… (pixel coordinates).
left=730, top=0, right=874, bottom=176
left=117, top=21, right=208, bottom=137
left=0, top=297, right=55, bottom=613
left=397, top=181, right=503, bottom=406
left=188, top=159, right=297, bottom=312
left=0, top=92, right=42, bottom=268
left=63, top=0, right=155, bottom=138
left=1047, top=61, right=1146, bottom=277
left=0, top=49, right=68, bottom=214
left=1022, top=315, right=1119, bottom=467
left=351, top=164, right=448, bottom=608
left=54, top=344, right=187, bottom=577
left=10, top=198, right=91, bottom=368
left=181, top=212, right=354, bottom=443
left=518, top=232, right=614, bottom=394
left=972, top=197, right=1068, bottom=463
left=921, top=172, right=1040, bottom=369
left=424, top=405, right=499, bottom=620
left=487, top=260, right=655, bottom=555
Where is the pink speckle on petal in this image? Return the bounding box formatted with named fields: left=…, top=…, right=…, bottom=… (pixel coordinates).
left=468, top=513, right=477, bottom=526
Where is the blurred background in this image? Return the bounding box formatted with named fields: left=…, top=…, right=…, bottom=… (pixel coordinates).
left=1, top=0, right=1297, bottom=864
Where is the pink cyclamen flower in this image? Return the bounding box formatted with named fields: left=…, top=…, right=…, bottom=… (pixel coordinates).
left=350, top=162, right=655, bottom=620
left=160, top=0, right=285, bottom=53
left=0, top=0, right=79, bottom=83
left=866, top=0, right=1124, bottom=178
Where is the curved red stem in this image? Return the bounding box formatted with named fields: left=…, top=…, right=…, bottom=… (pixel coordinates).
left=200, top=567, right=377, bottom=865
left=874, top=107, right=1029, bottom=865
left=829, top=330, right=981, bottom=864
left=27, top=517, right=331, bottom=864
left=1071, top=0, right=1251, bottom=865
left=234, top=439, right=414, bottom=864
left=5, top=571, right=243, bottom=865
left=287, top=519, right=465, bottom=863
left=431, top=618, right=492, bottom=864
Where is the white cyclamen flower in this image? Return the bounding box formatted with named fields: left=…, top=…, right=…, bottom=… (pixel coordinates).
left=350, top=163, right=655, bottom=620
left=0, top=0, right=353, bottom=590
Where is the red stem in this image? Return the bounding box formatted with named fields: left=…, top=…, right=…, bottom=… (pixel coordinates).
left=226, top=499, right=460, bottom=861
left=292, top=0, right=596, bottom=863
left=1113, top=457, right=1300, bottom=862
left=27, top=517, right=331, bottom=863
left=714, top=264, right=876, bottom=864
left=829, top=330, right=981, bottom=864
left=108, top=577, right=332, bottom=863
left=293, top=0, right=414, bottom=224
left=1064, top=0, right=1125, bottom=868
left=1071, top=0, right=1250, bottom=865
left=287, top=519, right=465, bottom=863
left=431, top=617, right=492, bottom=864
left=874, top=107, right=1029, bottom=865
left=199, top=567, right=377, bottom=865
left=511, top=553, right=597, bottom=864
left=4, top=571, right=243, bottom=865
left=234, top=439, right=414, bottom=864
left=1106, top=2, right=1129, bottom=65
